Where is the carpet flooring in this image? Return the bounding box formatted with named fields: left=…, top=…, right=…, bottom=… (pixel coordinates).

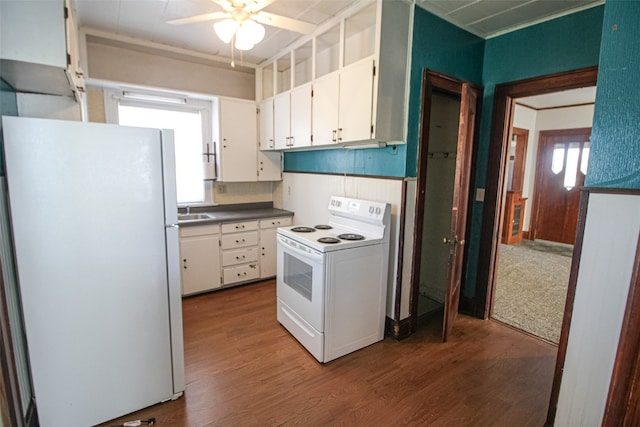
left=492, top=241, right=572, bottom=344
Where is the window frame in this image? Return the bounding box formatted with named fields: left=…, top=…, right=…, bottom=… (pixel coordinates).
left=103, top=87, right=215, bottom=207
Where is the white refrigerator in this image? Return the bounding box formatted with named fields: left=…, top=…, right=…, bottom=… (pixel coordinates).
left=1, top=116, right=185, bottom=426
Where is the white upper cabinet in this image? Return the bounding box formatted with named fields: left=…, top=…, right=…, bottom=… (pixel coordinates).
left=0, top=0, right=85, bottom=99
left=273, top=49, right=313, bottom=150
left=259, top=98, right=274, bottom=150
left=257, top=0, right=411, bottom=150
left=214, top=98, right=258, bottom=182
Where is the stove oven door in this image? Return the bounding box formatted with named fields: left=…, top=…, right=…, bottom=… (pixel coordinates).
left=276, top=234, right=326, bottom=334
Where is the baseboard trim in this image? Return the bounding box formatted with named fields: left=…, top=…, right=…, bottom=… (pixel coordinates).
left=385, top=316, right=412, bottom=340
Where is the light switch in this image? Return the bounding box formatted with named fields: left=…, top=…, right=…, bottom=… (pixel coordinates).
left=476, top=188, right=485, bottom=202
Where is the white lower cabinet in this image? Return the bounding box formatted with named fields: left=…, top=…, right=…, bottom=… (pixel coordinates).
left=179, top=224, right=221, bottom=296
left=181, top=215, right=292, bottom=292
left=259, top=216, right=292, bottom=278
left=221, top=220, right=260, bottom=285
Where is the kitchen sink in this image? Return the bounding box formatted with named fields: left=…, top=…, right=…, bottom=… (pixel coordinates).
left=178, top=213, right=215, bottom=221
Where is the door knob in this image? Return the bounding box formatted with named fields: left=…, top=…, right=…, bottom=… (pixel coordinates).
left=443, top=237, right=452, bottom=244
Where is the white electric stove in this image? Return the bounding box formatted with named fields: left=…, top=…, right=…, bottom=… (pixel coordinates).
left=276, top=196, right=391, bottom=363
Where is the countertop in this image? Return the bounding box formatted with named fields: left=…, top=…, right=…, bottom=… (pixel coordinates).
left=177, top=203, right=293, bottom=227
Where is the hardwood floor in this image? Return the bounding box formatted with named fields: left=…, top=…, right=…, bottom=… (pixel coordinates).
left=101, top=280, right=557, bottom=427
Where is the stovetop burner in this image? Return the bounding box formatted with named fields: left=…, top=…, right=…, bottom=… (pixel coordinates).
left=318, top=237, right=340, bottom=244
left=291, top=226, right=316, bottom=233
left=314, top=224, right=333, bottom=230
left=338, top=233, right=365, bottom=241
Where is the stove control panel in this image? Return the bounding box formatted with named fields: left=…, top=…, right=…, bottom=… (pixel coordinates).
left=329, top=196, right=388, bottom=222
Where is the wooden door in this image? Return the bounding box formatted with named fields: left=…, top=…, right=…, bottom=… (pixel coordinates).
left=532, top=128, right=591, bottom=244
left=442, top=83, right=478, bottom=341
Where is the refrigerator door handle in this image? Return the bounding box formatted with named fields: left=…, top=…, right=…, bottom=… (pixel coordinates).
left=165, top=224, right=179, bottom=229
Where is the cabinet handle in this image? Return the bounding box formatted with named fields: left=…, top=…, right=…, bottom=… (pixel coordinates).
left=332, top=129, right=337, bottom=142
left=183, top=259, right=187, bottom=270
left=235, top=239, right=246, bottom=244
left=236, top=255, right=245, bottom=260
left=338, top=128, right=343, bottom=142
left=237, top=272, right=247, bottom=277
left=235, top=224, right=245, bottom=229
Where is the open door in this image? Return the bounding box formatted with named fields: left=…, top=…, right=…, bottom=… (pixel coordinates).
left=442, top=83, right=478, bottom=341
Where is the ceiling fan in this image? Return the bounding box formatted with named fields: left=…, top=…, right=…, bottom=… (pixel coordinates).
left=167, top=0, right=317, bottom=51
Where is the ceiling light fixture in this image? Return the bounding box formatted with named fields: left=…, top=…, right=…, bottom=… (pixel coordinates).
left=213, top=16, right=265, bottom=51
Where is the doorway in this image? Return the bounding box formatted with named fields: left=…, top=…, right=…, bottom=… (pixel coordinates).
left=492, top=93, right=595, bottom=343
left=474, top=66, right=598, bottom=424
left=409, top=70, right=478, bottom=341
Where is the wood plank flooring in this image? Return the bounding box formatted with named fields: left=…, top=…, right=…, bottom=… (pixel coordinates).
left=100, top=280, right=557, bottom=427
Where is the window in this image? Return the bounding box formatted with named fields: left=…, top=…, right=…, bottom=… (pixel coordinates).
left=103, top=88, right=213, bottom=205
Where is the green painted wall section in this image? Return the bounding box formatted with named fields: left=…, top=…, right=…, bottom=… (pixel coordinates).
left=585, top=0, right=640, bottom=188
left=462, top=6, right=604, bottom=299
left=0, top=78, right=18, bottom=174
left=405, top=7, right=485, bottom=178
left=284, top=144, right=407, bottom=177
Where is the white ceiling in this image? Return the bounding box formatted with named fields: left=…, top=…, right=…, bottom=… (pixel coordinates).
left=74, top=0, right=604, bottom=68
left=517, top=86, right=596, bottom=109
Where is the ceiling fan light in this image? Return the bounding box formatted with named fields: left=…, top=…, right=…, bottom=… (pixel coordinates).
left=236, top=19, right=265, bottom=47
left=213, top=19, right=237, bottom=44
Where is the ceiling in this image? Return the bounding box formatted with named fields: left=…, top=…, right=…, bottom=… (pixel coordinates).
left=517, top=86, right=597, bottom=109
left=74, top=0, right=604, bottom=69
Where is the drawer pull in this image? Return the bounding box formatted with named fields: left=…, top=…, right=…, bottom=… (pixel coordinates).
left=236, top=255, right=245, bottom=260
left=235, top=239, right=246, bottom=244
left=237, top=272, right=247, bottom=277
left=235, top=225, right=245, bottom=229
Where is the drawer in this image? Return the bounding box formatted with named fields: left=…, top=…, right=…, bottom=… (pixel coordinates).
left=223, top=263, right=259, bottom=285
left=179, top=224, right=219, bottom=237
left=222, top=247, right=258, bottom=267
left=259, top=217, right=292, bottom=229
left=221, top=231, right=259, bottom=249
left=221, top=220, right=259, bottom=234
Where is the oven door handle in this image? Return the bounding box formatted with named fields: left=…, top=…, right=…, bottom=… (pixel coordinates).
left=277, top=235, right=324, bottom=263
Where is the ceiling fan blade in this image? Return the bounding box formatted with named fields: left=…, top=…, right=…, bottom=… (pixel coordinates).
left=167, top=11, right=229, bottom=25
left=253, top=11, right=316, bottom=35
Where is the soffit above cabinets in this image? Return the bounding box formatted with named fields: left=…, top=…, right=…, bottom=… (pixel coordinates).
left=73, top=0, right=605, bottom=68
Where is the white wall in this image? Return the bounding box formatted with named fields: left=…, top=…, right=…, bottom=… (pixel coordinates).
left=512, top=103, right=595, bottom=231
left=555, top=193, right=640, bottom=425
left=276, top=172, right=404, bottom=319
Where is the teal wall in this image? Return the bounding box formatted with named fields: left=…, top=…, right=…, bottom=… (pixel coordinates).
left=461, top=6, right=604, bottom=299
left=405, top=7, right=484, bottom=178
left=284, top=144, right=406, bottom=177
left=0, top=78, right=18, bottom=174
left=585, top=0, right=640, bottom=188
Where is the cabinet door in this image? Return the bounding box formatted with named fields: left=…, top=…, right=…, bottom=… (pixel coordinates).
left=180, top=234, right=221, bottom=295
left=259, top=98, right=274, bottom=150
left=339, top=58, right=375, bottom=143
left=273, top=92, right=290, bottom=150
left=218, top=98, right=258, bottom=182
left=258, top=150, right=282, bottom=181
left=259, top=227, right=277, bottom=278
left=312, top=72, right=340, bottom=146
left=290, top=83, right=312, bottom=148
